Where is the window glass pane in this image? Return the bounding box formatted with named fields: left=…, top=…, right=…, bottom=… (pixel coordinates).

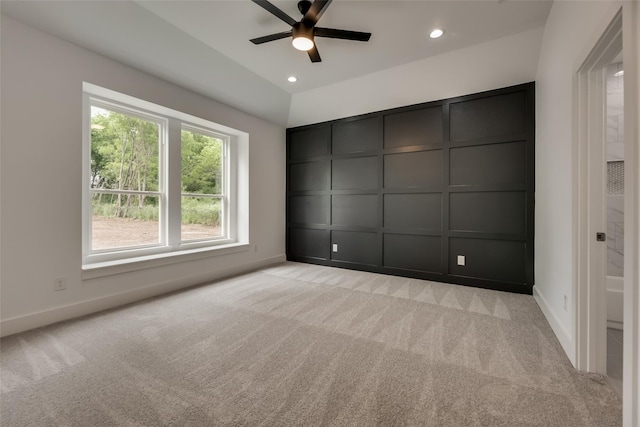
left=181, top=129, right=223, bottom=195
left=181, top=196, right=223, bottom=241
left=92, top=193, right=159, bottom=250
left=91, top=106, right=159, bottom=191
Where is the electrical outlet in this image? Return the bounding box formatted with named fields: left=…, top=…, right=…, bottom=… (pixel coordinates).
left=457, top=255, right=465, bottom=266
left=564, top=295, right=568, bottom=311
left=332, top=244, right=338, bottom=252
left=54, top=277, right=67, bottom=291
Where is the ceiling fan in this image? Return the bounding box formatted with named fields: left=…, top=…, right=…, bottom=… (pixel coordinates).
left=249, top=0, right=372, bottom=63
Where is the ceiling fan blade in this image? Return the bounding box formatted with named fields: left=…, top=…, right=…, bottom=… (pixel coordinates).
left=251, top=0, right=297, bottom=27
left=315, top=27, right=371, bottom=42
left=308, top=45, right=322, bottom=63
left=304, top=0, right=332, bottom=26
left=250, top=31, right=293, bottom=45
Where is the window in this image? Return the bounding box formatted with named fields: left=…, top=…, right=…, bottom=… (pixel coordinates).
left=89, top=103, right=164, bottom=251
left=83, top=83, right=248, bottom=268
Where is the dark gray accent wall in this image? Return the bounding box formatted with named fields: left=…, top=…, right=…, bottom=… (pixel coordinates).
left=286, top=83, right=535, bottom=294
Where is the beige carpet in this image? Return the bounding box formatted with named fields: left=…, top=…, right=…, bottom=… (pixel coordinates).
left=1, top=262, right=621, bottom=426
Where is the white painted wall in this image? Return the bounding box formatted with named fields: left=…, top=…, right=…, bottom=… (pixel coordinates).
left=0, top=1, right=292, bottom=126
left=533, top=1, right=623, bottom=364
left=0, top=16, right=286, bottom=336
left=287, top=27, right=544, bottom=127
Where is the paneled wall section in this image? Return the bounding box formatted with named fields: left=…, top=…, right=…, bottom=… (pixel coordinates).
left=286, top=83, right=535, bottom=294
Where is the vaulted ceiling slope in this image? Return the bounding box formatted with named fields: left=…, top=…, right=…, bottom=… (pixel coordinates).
left=0, top=1, right=292, bottom=125
left=1, top=0, right=552, bottom=127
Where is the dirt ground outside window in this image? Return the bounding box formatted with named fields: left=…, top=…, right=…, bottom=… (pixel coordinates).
left=91, top=216, right=221, bottom=250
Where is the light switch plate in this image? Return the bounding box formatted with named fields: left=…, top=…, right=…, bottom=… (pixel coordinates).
left=332, top=244, right=338, bottom=252
left=457, top=255, right=465, bottom=266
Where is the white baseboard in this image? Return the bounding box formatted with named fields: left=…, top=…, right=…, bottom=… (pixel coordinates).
left=0, top=254, right=286, bottom=338
left=533, top=285, right=575, bottom=366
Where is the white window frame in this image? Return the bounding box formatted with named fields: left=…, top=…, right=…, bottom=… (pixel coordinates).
left=82, top=83, right=249, bottom=273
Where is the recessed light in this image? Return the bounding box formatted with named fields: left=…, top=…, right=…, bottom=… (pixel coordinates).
left=614, top=70, right=624, bottom=77
left=430, top=29, right=445, bottom=39
left=288, top=76, right=298, bottom=83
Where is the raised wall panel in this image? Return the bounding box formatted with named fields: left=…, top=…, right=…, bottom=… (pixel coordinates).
left=332, top=117, right=381, bottom=154
left=331, top=231, right=378, bottom=265
left=332, top=195, right=378, bottom=228
left=384, top=193, right=442, bottom=230
left=289, top=195, right=329, bottom=225
left=449, top=238, right=526, bottom=284
left=384, top=151, right=442, bottom=188
left=332, top=157, right=378, bottom=190
left=383, top=234, right=441, bottom=273
left=289, top=161, right=329, bottom=191
left=450, top=192, right=525, bottom=234
left=384, top=106, right=443, bottom=149
left=450, top=92, right=526, bottom=142
left=289, top=126, right=330, bottom=159
left=450, top=141, right=526, bottom=186
left=289, top=228, right=328, bottom=260
left=287, top=83, right=534, bottom=294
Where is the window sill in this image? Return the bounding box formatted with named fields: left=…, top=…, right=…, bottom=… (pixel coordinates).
left=82, top=242, right=251, bottom=280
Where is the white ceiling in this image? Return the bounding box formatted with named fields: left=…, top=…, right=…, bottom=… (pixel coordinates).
left=137, top=0, right=552, bottom=93
left=1, top=0, right=552, bottom=124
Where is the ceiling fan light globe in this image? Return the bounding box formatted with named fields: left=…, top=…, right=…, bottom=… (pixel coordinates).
left=292, top=36, right=314, bottom=51
left=429, top=29, right=445, bottom=39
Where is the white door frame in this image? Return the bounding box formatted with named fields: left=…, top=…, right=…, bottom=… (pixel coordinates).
left=621, top=1, right=640, bottom=424
left=574, top=2, right=639, bottom=425
left=574, top=8, right=621, bottom=376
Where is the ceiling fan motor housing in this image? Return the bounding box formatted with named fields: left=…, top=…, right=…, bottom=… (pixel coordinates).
left=292, top=22, right=314, bottom=40
left=298, top=0, right=312, bottom=16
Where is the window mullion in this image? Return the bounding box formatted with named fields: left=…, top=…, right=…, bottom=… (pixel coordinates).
left=167, top=118, right=182, bottom=247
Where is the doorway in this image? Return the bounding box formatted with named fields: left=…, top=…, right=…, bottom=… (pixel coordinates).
left=604, top=56, right=624, bottom=398
left=574, top=2, right=639, bottom=424
left=573, top=8, right=621, bottom=378
left=575, top=3, right=640, bottom=423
